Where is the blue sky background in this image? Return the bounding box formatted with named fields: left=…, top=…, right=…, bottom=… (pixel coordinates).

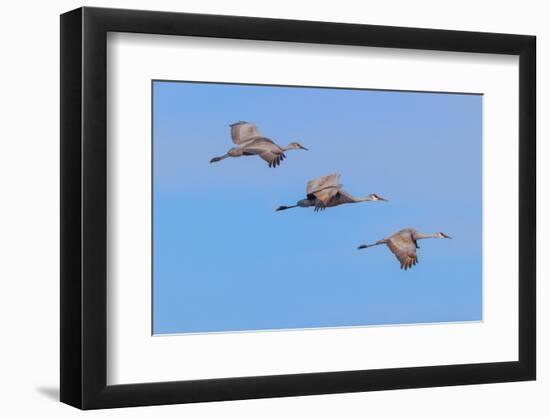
left=152, top=81, right=482, bottom=335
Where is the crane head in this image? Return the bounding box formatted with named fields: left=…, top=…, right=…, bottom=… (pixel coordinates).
left=438, top=232, right=452, bottom=239
left=368, top=193, right=388, bottom=202
left=287, top=142, right=309, bottom=150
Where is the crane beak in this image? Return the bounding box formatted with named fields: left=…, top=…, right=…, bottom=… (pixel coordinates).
left=299, top=145, right=309, bottom=150
left=442, top=233, right=452, bottom=239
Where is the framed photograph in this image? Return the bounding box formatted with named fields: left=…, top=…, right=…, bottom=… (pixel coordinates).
left=60, top=6, right=536, bottom=409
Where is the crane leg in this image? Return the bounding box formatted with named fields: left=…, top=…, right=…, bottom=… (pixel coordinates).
left=210, top=154, right=230, bottom=163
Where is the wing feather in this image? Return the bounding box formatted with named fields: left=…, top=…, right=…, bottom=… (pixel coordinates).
left=306, top=173, right=341, bottom=194
left=241, top=138, right=285, bottom=168
left=326, top=190, right=355, bottom=206
left=259, top=151, right=285, bottom=168
left=386, top=231, right=419, bottom=270
left=312, top=187, right=340, bottom=206
left=230, top=121, right=262, bottom=145
left=304, top=173, right=342, bottom=209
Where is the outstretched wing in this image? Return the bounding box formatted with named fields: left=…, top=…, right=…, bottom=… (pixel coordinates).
left=386, top=231, right=419, bottom=270
left=306, top=173, right=342, bottom=207
left=258, top=150, right=286, bottom=167
left=230, top=121, right=262, bottom=145
left=327, top=189, right=356, bottom=206
left=306, top=173, right=341, bottom=194
left=241, top=138, right=285, bottom=168
left=312, top=188, right=340, bottom=207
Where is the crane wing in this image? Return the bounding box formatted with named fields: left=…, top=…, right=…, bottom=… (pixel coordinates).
left=306, top=173, right=341, bottom=194
left=306, top=173, right=341, bottom=207
left=241, top=137, right=277, bottom=149
left=258, top=151, right=285, bottom=167
left=230, top=121, right=262, bottom=145
left=241, top=138, right=285, bottom=167
left=312, top=187, right=340, bottom=207
left=328, top=189, right=356, bottom=205
left=386, top=231, right=419, bottom=270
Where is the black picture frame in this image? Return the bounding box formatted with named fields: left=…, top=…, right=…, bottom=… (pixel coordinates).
left=60, top=6, right=536, bottom=410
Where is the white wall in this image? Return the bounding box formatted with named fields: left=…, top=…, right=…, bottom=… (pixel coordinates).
left=0, top=0, right=545, bottom=415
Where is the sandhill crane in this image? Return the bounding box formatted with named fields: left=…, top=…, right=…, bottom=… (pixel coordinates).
left=357, top=228, right=452, bottom=270
left=276, top=173, right=387, bottom=212
left=210, top=121, right=308, bottom=168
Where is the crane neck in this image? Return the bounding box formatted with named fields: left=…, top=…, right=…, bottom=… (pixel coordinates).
left=357, top=196, right=374, bottom=202
left=414, top=232, right=440, bottom=240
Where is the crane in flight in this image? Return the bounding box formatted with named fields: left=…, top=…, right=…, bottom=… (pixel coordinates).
left=210, top=121, right=308, bottom=168
left=357, top=228, right=452, bottom=270
left=276, top=173, right=387, bottom=212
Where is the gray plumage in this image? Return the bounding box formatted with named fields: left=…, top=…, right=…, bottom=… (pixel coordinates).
left=276, top=173, right=387, bottom=212
left=210, top=121, right=308, bottom=168
left=357, top=228, right=452, bottom=270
